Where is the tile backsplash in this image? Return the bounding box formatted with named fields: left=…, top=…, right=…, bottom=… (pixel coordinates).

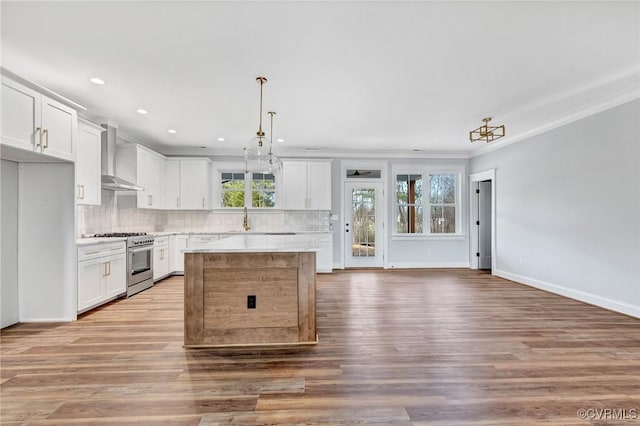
left=77, top=191, right=330, bottom=237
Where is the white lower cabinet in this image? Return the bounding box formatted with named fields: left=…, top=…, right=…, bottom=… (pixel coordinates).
left=314, top=233, right=334, bottom=273
left=170, top=234, right=189, bottom=274
left=77, top=241, right=126, bottom=313
left=153, top=236, right=169, bottom=281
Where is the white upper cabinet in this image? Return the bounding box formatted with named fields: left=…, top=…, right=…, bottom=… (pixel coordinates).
left=1, top=76, right=77, bottom=162
left=117, top=144, right=165, bottom=209
left=165, top=158, right=211, bottom=210
left=282, top=160, right=332, bottom=210
left=76, top=120, right=103, bottom=205
left=165, top=159, right=181, bottom=209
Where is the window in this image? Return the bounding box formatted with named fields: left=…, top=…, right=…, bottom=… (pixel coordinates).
left=221, top=172, right=246, bottom=207
left=251, top=173, right=276, bottom=208
left=396, top=174, right=423, bottom=233
left=393, top=167, right=463, bottom=235
left=428, top=174, right=456, bottom=233
left=219, top=170, right=277, bottom=208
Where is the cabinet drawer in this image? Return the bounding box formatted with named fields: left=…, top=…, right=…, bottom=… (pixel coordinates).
left=154, top=236, right=169, bottom=246
left=78, top=241, right=126, bottom=261
left=188, top=235, right=219, bottom=246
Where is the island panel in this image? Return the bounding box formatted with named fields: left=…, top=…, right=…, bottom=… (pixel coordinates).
left=184, top=251, right=317, bottom=347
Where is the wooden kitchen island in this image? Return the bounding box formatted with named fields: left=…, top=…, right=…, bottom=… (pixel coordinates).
left=183, top=235, right=318, bottom=348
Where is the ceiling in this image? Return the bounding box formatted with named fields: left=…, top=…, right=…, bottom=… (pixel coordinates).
left=2, top=1, right=639, bottom=158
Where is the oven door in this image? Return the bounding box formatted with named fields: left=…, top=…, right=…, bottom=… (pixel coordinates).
left=128, top=245, right=153, bottom=286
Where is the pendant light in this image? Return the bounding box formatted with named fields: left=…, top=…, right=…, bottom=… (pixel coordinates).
left=244, top=76, right=271, bottom=172
left=266, top=111, right=282, bottom=174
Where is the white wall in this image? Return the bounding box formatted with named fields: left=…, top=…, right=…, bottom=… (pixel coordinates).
left=1, top=160, right=19, bottom=327
left=470, top=99, right=640, bottom=317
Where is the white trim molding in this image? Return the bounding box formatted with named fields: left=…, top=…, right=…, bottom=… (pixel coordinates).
left=469, top=169, right=496, bottom=272
left=386, top=262, right=470, bottom=269
left=495, top=269, right=640, bottom=319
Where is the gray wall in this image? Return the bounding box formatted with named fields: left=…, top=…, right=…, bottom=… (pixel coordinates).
left=330, top=156, right=470, bottom=268
left=470, top=99, right=640, bottom=317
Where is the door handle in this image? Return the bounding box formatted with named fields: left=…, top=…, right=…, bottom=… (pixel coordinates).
left=36, top=127, right=43, bottom=148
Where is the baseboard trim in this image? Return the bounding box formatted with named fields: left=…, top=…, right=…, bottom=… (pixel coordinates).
left=386, top=262, right=470, bottom=269
left=494, top=269, right=640, bottom=319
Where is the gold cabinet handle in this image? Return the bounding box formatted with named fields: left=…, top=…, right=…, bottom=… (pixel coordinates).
left=148, top=194, right=152, bottom=206
left=107, top=261, right=111, bottom=276
left=42, top=128, right=49, bottom=149
left=36, top=127, right=43, bottom=148
left=77, top=184, right=81, bottom=200
left=80, top=185, right=85, bottom=200
left=103, top=261, right=108, bottom=277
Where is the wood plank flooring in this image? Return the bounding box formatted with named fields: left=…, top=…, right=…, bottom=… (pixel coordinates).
left=2, top=269, right=639, bottom=425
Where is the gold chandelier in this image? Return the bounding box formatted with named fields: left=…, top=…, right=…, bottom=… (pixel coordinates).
left=244, top=76, right=282, bottom=174
left=469, top=117, right=505, bottom=143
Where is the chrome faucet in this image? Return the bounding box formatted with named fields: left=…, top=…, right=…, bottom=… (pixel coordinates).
left=243, top=206, right=251, bottom=231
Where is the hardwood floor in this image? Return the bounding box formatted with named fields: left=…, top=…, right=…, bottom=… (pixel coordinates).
left=2, top=269, right=639, bottom=425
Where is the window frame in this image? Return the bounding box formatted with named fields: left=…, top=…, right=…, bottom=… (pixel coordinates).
left=215, top=162, right=280, bottom=210
left=391, top=164, right=465, bottom=239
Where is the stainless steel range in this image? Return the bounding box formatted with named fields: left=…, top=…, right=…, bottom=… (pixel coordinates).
left=93, top=232, right=155, bottom=297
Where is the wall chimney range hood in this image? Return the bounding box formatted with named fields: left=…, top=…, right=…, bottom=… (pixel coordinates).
left=101, top=124, right=143, bottom=191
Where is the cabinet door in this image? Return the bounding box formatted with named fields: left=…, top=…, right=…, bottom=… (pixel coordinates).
left=153, top=245, right=169, bottom=281
left=171, top=236, right=188, bottom=273
left=78, top=259, right=104, bottom=311
left=308, top=162, right=332, bottom=210
left=136, top=148, right=155, bottom=208
left=76, top=122, right=102, bottom=205
left=180, top=160, right=209, bottom=209
left=41, top=96, right=77, bottom=161
left=104, top=255, right=126, bottom=298
left=165, top=160, right=180, bottom=209
left=1, top=78, right=40, bottom=152
left=315, top=235, right=333, bottom=273
left=282, top=161, right=308, bottom=210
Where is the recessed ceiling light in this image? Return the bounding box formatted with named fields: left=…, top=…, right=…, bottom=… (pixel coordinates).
left=277, top=138, right=285, bottom=143
left=217, top=137, right=225, bottom=142
left=168, top=129, right=177, bottom=134
left=136, top=109, right=148, bottom=114
left=90, top=77, right=105, bottom=85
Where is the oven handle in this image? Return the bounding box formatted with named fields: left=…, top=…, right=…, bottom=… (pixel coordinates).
left=128, top=246, right=153, bottom=254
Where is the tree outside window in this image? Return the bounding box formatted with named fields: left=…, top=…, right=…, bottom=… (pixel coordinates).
left=251, top=173, right=276, bottom=208
left=429, top=174, right=456, bottom=233
left=221, top=172, right=245, bottom=207
left=396, top=174, right=423, bottom=233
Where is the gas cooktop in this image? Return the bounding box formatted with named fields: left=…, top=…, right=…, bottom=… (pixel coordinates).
left=92, top=232, right=148, bottom=237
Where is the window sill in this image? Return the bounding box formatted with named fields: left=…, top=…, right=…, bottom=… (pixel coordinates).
left=391, top=234, right=466, bottom=241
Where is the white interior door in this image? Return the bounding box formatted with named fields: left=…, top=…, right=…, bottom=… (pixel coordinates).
left=478, top=180, right=492, bottom=270
left=344, top=182, right=383, bottom=268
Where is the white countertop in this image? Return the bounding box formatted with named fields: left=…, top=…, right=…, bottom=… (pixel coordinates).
left=76, top=237, right=127, bottom=246
left=78, top=230, right=331, bottom=245
left=183, top=234, right=321, bottom=253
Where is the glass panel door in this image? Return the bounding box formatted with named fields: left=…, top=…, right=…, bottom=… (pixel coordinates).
left=344, top=182, right=383, bottom=267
